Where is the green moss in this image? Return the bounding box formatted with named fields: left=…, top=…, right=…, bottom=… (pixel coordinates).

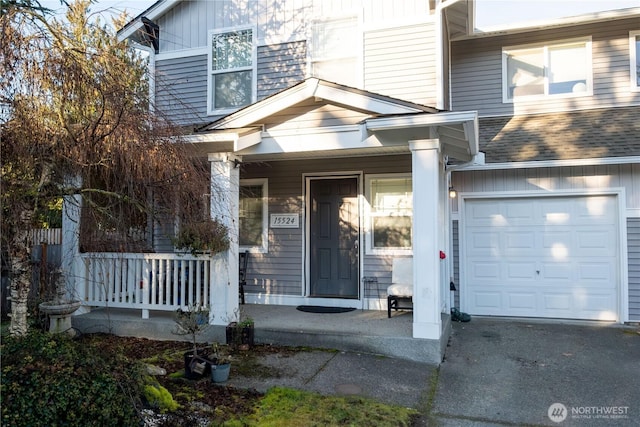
left=143, top=379, right=179, bottom=413
left=242, top=387, right=418, bottom=426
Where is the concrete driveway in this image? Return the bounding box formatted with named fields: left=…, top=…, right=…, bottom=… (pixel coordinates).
left=432, top=318, right=640, bottom=426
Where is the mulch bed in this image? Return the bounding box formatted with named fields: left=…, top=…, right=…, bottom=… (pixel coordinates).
left=82, top=334, right=297, bottom=426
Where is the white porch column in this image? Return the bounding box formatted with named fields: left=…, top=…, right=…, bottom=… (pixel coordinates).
left=409, top=139, right=442, bottom=340
left=61, top=187, right=89, bottom=314
left=208, top=153, right=240, bottom=325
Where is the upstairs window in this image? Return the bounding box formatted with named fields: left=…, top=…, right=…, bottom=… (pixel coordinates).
left=310, top=16, right=360, bottom=87
left=366, top=175, right=412, bottom=254
left=503, top=38, right=592, bottom=102
left=208, top=27, right=256, bottom=114
left=631, top=31, right=640, bottom=91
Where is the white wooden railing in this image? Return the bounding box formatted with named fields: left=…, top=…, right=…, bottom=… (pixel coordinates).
left=78, top=252, right=224, bottom=319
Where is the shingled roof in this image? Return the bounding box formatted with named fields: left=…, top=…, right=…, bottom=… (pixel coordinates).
left=478, top=106, right=640, bottom=163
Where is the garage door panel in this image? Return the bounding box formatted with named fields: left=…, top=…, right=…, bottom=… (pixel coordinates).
left=471, top=291, right=502, bottom=310
left=508, top=293, right=537, bottom=310
left=507, top=262, right=537, bottom=279
left=541, top=263, right=572, bottom=279
left=472, top=262, right=501, bottom=280
left=543, top=293, right=572, bottom=310
left=505, top=232, right=536, bottom=250
left=464, top=195, right=619, bottom=321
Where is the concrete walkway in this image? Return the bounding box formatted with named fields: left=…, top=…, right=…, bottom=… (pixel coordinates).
left=227, top=318, right=639, bottom=426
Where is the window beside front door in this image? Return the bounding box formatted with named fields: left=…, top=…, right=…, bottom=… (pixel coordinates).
left=365, top=174, right=412, bottom=254
left=502, top=38, right=592, bottom=102
left=631, top=31, right=640, bottom=91
left=239, top=179, right=268, bottom=252
left=208, top=27, right=256, bottom=114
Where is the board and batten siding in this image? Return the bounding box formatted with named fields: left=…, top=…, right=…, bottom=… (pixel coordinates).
left=451, top=17, right=640, bottom=117
left=628, top=217, right=640, bottom=321
left=156, top=0, right=432, bottom=52
left=240, top=154, right=411, bottom=299
left=364, top=22, right=438, bottom=107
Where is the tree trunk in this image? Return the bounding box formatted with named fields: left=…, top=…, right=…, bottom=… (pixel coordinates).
left=8, top=241, right=32, bottom=336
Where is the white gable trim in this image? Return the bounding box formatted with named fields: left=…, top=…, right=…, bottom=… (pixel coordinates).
left=205, top=78, right=428, bottom=130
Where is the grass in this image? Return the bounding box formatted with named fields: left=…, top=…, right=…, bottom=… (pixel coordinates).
left=240, top=387, right=418, bottom=427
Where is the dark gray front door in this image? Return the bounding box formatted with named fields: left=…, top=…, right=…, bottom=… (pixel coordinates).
left=309, top=178, right=359, bottom=298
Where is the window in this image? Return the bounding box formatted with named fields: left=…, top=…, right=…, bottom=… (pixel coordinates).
left=239, top=179, right=268, bottom=252
left=366, top=175, right=412, bottom=253
left=631, top=31, right=640, bottom=91
left=503, top=38, right=592, bottom=101
left=208, top=27, right=256, bottom=114
left=310, top=16, right=359, bottom=87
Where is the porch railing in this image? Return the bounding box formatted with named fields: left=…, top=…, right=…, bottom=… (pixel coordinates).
left=78, top=252, right=223, bottom=319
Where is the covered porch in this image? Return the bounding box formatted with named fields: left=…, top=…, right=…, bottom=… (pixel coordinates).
left=71, top=304, right=451, bottom=363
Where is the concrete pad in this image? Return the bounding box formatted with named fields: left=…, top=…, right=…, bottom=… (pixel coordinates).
left=227, top=350, right=437, bottom=409
left=433, top=318, right=640, bottom=427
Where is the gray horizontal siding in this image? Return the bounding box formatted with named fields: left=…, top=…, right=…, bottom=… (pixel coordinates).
left=241, top=154, right=411, bottom=298
left=155, top=54, right=209, bottom=127
left=155, top=42, right=307, bottom=127
left=364, top=23, right=437, bottom=106
left=257, top=41, right=307, bottom=100
left=451, top=17, right=640, bottom=117
left=628, top=218, right=640, bottom=321
left=451, top=163, right=640, bottom=211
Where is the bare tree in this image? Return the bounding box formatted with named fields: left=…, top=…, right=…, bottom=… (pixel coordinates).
left=1, top=0, right=224, bottom=335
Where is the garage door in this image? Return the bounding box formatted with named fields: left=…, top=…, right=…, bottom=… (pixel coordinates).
left=462, top=195, right=618, bottom=321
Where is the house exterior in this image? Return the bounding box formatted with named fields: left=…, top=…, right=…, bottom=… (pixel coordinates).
left=77, top=0, right=639, bottom=362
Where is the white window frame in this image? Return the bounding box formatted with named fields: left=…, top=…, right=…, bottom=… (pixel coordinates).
left=239, top=178, right=268, bottom=253
left=308, top=14, right=362, bottom=87
left=502, top=37, right=593, bottom=103
left=630, top=31, right=640, bottom=92
left=207, top=26, right=257, bottom=116
left=364, top=173, right=413, bottom=255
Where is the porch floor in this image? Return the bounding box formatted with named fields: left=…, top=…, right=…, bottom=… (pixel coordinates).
left=72, top=304, right=449, bottom=364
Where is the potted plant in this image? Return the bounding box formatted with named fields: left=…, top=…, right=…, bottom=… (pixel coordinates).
left=226, top=313, right=255, bottom=350
left=171, top=218, right=230, bottom=255
left=210, top=342, right=232, bottom=383
left=173, top=304, right=211, bottom=379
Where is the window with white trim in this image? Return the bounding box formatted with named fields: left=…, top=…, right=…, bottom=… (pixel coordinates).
left=365, top=175, right=412, bottom=253
left=310, top=16, right=359, bottom=87
left=631, top=31, right=640, bottom=91
left=239, top=179, right=268, bottom=252
left=208, top=27, right=256, bottom=114
left=502, top=38, right=592, bottom=102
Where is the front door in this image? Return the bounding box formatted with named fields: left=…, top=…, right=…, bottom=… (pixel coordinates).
left=309, top=178, right=359, bottom=298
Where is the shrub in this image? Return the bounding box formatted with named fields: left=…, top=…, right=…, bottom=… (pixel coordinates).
left=1, top=331, right=143, bottom=426
left=171, top=219, right=230, bottom=255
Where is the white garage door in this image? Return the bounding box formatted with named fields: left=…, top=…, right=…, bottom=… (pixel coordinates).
left=462, top=195, right=618, bottom=321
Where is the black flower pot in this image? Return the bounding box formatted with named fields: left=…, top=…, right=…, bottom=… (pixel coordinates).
left=225, top=322, right=255, bottom=349
left=183, top=349, right=211, bottom=379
